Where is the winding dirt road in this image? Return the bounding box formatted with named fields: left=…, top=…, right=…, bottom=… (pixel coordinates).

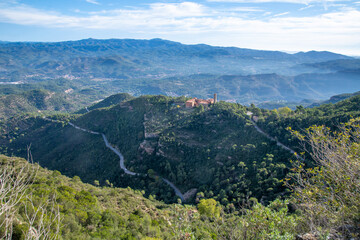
left=42, top=116, right=185, bottom=201
left=247, top=112, right=304, bottom=161
left=101, top=133, right=137, bottom=176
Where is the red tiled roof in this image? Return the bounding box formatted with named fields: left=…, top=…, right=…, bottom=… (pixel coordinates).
left=186, top=97, right=214, bottom=107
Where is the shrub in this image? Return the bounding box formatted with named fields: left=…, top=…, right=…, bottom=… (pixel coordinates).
left=288, top=117, right=360, bottom=237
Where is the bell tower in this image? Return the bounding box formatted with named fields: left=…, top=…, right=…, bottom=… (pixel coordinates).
left=214, top=93, right=217, bottom=104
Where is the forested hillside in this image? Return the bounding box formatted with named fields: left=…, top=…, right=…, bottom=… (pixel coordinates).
left=307, top=90, right=360, bottom=108
left=255, top=95, right=360, bottom=154
left=0, top=89, right=75, bottom=120
left=76, top=93, right=134, bottom=114
left=1, top=93, right=358, bottom=208
left=1, top=3, right=359, bottom=238
left=0, top=78, right=113, bottom=119
left=2, top=154, right=300, bottom=239
left=0, top=95, right=297, bottom=207
left=2, top=113, right=360, bottom=239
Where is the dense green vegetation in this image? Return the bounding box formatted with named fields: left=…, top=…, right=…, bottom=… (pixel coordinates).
left=0, top=155, right=303, bottom=239
left=1, top=114, right=359, bottom=239
left=2, top=93, right=360, bottom=209
left=0, top=78, right=116, bottom=120
left=287, top=118, right=360, bottom=236
left=0, top=95, right=297, bottom=207
left=0, top=89, right=73, bottom=120
left=76, top=93, right=134, bottom=114
left=307, top=90, right=360, bottom=108
left=255, top=95, right=360, bottom=154
left=1, top=38, right=359, bottom=239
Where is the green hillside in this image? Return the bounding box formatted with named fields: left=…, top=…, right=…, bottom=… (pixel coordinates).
left=0, top=154, right=303, bottom=240
left=0, top=89, right=74, bottom=120
left=76, top=93, right=134, bottom=114
left=0, top=79, right=113, bottom=120
left=0, top=155, right=181, bottom=239
left=1, top=94, right=359, bottom=204
left=1, top=93, right=360, bottom=239
left=1, top=95, right=296, bottom=206
left=256, top=94, right=360, bottom=154
left=3, top=93, right=360, bottom=207
left=307, top=90, right=360, bottom=108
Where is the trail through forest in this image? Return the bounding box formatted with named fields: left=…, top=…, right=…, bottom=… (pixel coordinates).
left=43, top=116, right=185, bottom=201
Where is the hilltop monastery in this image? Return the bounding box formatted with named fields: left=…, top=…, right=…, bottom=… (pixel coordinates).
left=185, top=94, right=217, bottom=108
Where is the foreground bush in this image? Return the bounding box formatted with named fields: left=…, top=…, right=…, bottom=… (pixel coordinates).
left=289, top=117, right=360, bottom=238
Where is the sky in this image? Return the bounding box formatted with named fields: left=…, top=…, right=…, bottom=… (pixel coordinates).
left=0, top=0, right=359, bottom=55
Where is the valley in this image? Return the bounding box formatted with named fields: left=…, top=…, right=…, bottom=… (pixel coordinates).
left=43, top=115, right=185, bottom=200
left=0, top=39, right=359, bottom=107
left=1, top=92, right=360, bottom=239
left=2, top=93, right=360, bottom=205
left=0, top=38, right=359, bottom=239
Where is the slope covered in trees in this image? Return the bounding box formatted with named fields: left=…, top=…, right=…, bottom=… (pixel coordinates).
left=0, top=89, right=76, bottom=120
left=0, top=95, right=297, bottom=207
left=0, top=78, right=112, bottom=120
left=2, top=114, right=360, bottom=239
left=255, top=94, right=360, bottom=155
left=1, top=94, right=360, bottom=208
left=0, top=154, right=305, bottom=239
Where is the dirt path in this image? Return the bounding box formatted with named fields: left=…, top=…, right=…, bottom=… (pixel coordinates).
left=246, top=112, right=304, bottom=161
left=42, top=116, right=185, bottom=201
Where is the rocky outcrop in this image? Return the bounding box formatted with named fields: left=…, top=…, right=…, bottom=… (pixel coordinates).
left=139, top=140, right=155, bottom=155
left=183, top=188, right=198, bottom=201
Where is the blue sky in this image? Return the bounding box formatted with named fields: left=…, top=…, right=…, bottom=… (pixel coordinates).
left=0, top=0, right=359, bottom=55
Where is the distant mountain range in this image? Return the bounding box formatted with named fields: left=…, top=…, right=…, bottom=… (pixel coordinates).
left=0, top=38, right=359, bottom=104
left=0, top=38, right=353, bottom=80
left=304, top=59, right=360, bottom=72
left=307, top=91, right=360, bottom=108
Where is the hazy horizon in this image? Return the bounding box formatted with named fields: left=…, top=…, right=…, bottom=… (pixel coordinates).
left=0, top=37, right=358, bottom=57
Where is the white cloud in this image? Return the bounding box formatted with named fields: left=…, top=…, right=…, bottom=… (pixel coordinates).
left=86, top=0, right=100, bottom=5
left=0, top=1, right=358, bottom=54
left=88, top=2, right=208, bottom=19
left=207, top=0, right=345, bottom=3
left=0, top=2, right=208, bottom=29
left=273, top=11, right=290, bottom=16
left=0, top=6, right=77, bottom=27
left=230, top=7, right=264, bottom=12
left=299, top=4, right=314, bottom=10
left=148, top=2, right=207, bottom=17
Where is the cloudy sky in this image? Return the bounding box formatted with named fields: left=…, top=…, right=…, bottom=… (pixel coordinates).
left=0, top=0, right=359, bottom=55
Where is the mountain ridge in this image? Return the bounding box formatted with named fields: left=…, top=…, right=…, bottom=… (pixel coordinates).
left=1, top=38, right=359, bottom=112
left=1, top=38, right=351, bottom=59
left=0, top=38, right=352, bottom=82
